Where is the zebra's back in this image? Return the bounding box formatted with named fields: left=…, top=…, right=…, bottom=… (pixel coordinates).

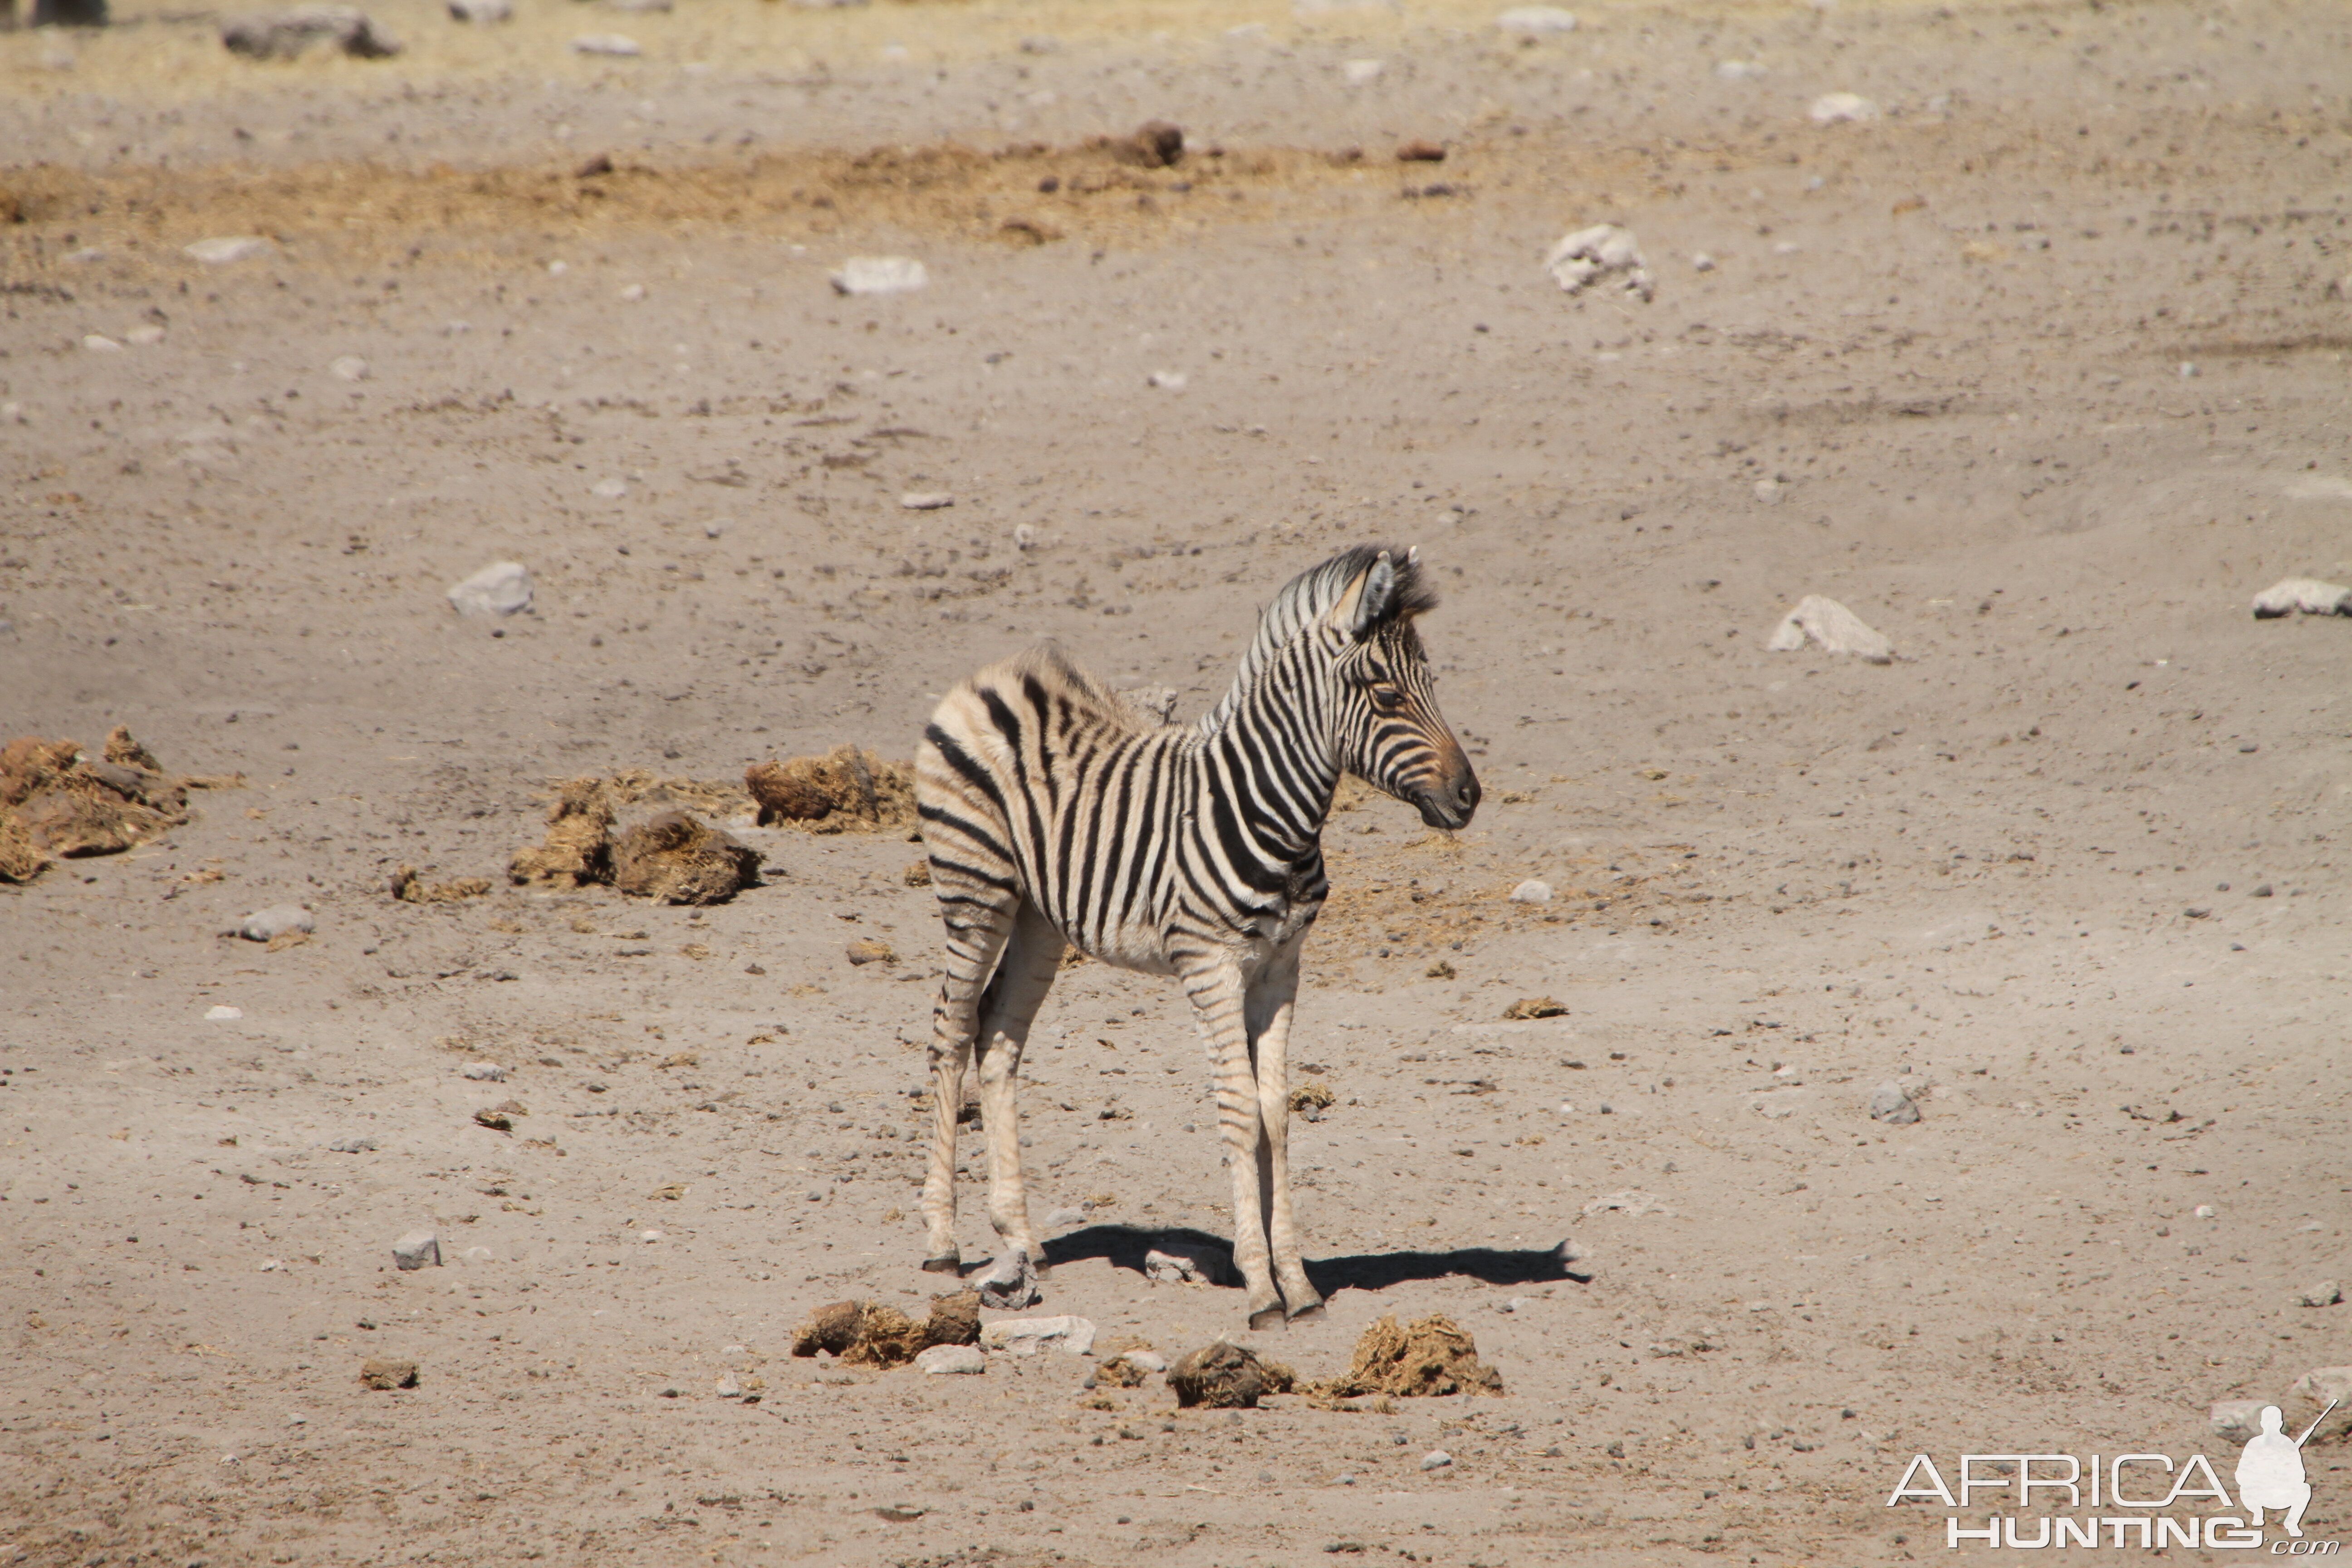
left=917, top=643, right=1191, bottom=973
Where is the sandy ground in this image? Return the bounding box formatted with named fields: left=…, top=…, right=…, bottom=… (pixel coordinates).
left=4, top=0, right=2352, bottom=1561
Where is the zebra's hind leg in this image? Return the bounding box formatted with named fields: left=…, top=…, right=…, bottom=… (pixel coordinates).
left=920, top=883, right=1021, bottom=1276
left=973, top=899, right=1066, bottom=1285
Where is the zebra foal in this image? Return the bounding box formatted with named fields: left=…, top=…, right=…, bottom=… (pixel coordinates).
left=914, top=544, right=1480, bottom=1328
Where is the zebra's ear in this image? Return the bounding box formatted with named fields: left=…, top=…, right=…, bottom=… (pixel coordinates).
left=1329, top=551, right=1397, bottom=639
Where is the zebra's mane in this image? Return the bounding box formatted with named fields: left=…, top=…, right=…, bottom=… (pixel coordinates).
left=1200, top=544, right=1434, bottom=734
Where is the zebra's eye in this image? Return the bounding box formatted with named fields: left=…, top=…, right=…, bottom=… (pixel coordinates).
left=1367, top=683, right=1405, bottom=713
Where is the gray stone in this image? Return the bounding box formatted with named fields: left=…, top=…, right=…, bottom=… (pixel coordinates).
left=915, top=1343, right=986, bottom=1375
left=1509, top=878, right=1552, bottom=904
left=832, top=257, right=929, bottom=296
left=1768, top=595, right=1894, bottom=662
left=237, top=904, right=314, bottom=941
left=715, top=1371, right=744, bottom=1397
left=185, top=236, right=272, bottom=265
left=2210, top=1400, right=2267, bottom=1440
left=2251, top=578, right=2352, bottom=618
left=446, top=0, right=510, bottom=21
left=460, top=1062, right=508, bottom=1082
left=1544, top=225, right=1654, bottom=303
left=392, top=1229, right=441, bottom=1270
left=2291, top=1367, right=2352, bottom=1405
left=1496, top=4, right=1575, bottom=32
left=1421, top=1450, right=1453, bottom=1471
left=980, top=1314, right=1096, bottom=1357
left=328, top=1136, right=378, bottom=1153
left=898, top=491, right=954, bottom=510
left=223, top=6, right=401, bottom=58
left=1809, top=92, right=1880, bottom=124
left=2293, top=1280, right=2343, bottom=1308
left=974, top=1251, right=1040, bottom=1310
left=569, top=31, right=640, bottom=53
left=1867, top=1081, right=1921, bottom=1125
left=446, top=560, right=532, bottom=617
left=329, top=355, right=370, bottom=382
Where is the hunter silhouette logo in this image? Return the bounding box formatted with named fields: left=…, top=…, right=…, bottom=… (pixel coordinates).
left=2239, top=1404, right=2328, bottom=1539
left=1885, top=1398, right=2341, bottom=1552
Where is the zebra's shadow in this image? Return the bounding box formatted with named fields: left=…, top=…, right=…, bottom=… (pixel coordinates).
left=1038, top=1224, right=1592, bottom=1298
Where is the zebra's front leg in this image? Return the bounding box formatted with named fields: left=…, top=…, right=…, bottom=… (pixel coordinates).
left=1246, top=940, right=1322, bottom=1321
left=974, top=901, right=1066, bottom=1282
left=1185, top=960, right=1285, bottom=1328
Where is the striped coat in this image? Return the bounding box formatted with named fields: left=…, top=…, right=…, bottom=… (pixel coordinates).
left=915, top=545, right=1479, bottom=1326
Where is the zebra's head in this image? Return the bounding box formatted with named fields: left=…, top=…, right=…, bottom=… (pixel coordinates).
left=1317, top=547, right=1481, bottom=831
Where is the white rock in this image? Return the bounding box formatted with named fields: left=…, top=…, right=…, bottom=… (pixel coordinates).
left=1341, top=58, right=1383, bottom=83
left=1112, top=1348, right=1167, bottom=1374
left=2210, top=1400, right=2267, bottom=1440
left=392, top=1229, right=442, bottom=1270
left=186, top=236, right=272, bottom=265
left=715, top=1371, right=744, bottom=1397
left=447, top=0, right=510, bottom=21
left=1867, top=1081, right=1920, bottom=1125
left=330, top=355, right=370, bottom=382
left=915, top=1343, right=986, bottom=1374
left=127, top=325, right=167, bottom=346
left=1544, top=224, right=1654, bottom=303
left=1715, top=59, right=1767, bottom=79
left=205, top=1004, right=244, bottom=1021
left=1809, top=92, right=1880, bottom=124
left=238, top=904, right=314, bottom=941
left=1767, top=595, right=1894, bottom=662
left=571, top=32, right=641, bottom=54
left=979, top=1314, right=1097, bottom=1357
left=259, top=1258, right=286, bottom=1271
left=619, top=283, right=646, bottom=301
left=1691, top=252, right=1716, bottom=272
left=446, top=560, right=533, bottom=617
left=2194, top=1204, right=2217, bottom=1219
left=589, top=476, right=627, bottom=498
left=1496, top=4, right=1575, bottom=31
left=2292, top=1367, right=2352, bottom=1405
left=1753, top=477, right=1784, bottom=504
left=830, top=256, right=928, bottom=296
left=461, top=1062, right=508, bottom=1082
left=1421, top=1450, right=1453, bottom=1471
left=83, top=334, right=124, bottom=353
left=2251, top=577, right=2352, bottom=618
left=2293, top=1280, right=2343, bottom=1308
left=1013, top=522, right=1042, bottom=550
left=328, top=1136, right=378, bottom=1152
left=1509, top=879, right=1552, bottom=904
left=1147, top=369, right=1189, bottom=392
left=900, top=491, right=955, bottom=510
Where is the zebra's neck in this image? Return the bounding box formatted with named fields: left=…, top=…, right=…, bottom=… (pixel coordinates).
left=1193, top=640, right=1342, bottom=865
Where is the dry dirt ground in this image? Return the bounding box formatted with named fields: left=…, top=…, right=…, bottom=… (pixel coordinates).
left=4, top=0, right=2352, bottom=1561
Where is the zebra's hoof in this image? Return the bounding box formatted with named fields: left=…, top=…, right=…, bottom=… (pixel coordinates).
left=920, top=1254, right=963, bottom=1274
left=1285, top=1300, right=1327, bottom=1325
left=1247, top=1303, right=1288, bottom=1331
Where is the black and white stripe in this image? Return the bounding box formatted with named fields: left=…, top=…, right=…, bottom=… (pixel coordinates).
left=914, top=545, right=1480, bottom=1326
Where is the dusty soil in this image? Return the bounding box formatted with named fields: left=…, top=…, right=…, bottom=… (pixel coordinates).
left=4, top=0, right=2351, bottom=1561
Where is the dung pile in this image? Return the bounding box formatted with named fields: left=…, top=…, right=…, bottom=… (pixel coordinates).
left=745, top=745, right=916, bottom=833
left=611, top=809, right=760, bottom=905
left=507, top=775, right=759, bottom=904
left=1166, top=1341, right=1294, bottom=1409
left=0, top=727, right=222, bottom=884
left=389, top=865, right=491, bottom=903
left=1321, top=1314, right=1504, bottom=1398
left=791, top=1291, right=981, bottom=1370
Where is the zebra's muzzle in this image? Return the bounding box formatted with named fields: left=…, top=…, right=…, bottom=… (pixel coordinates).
left=1411, top=769, right=1481, bottom=831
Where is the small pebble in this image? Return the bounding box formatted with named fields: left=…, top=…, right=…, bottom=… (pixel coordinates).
left=446, top=560, right=533, bottom=617
left=1509, top=878, right=1552, bottom=903
left=1809, top=92, right=1880, bottom=124
left=83, top=334, right=124, bottom=353
left=205, top=1005, right=244, bottom=1021
left=1867, top=1081, right=1921, bottom=1125
left=915, top=1341, right=984, bottom=1374
left=238, top=904, right=314, bottom=942
left=391, top=1229, right=441, bottom=1270
left=571, top=32, right=641, bottom=54
left=899, top=492, right=955, bottom=510
left=328, top=1136, right=378, bottom=1153
left=461, top=1062, right=508, bottom=1081
left=1147, top=370, right=1189, bottom=392
left=2193, top=1204, right=2216, bottom=1219
left=590, top=477, right=627, bottom=498
left=831, top=256, right=929, bottom=296
left=1421, top=1450, right=1453, bottom=1471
